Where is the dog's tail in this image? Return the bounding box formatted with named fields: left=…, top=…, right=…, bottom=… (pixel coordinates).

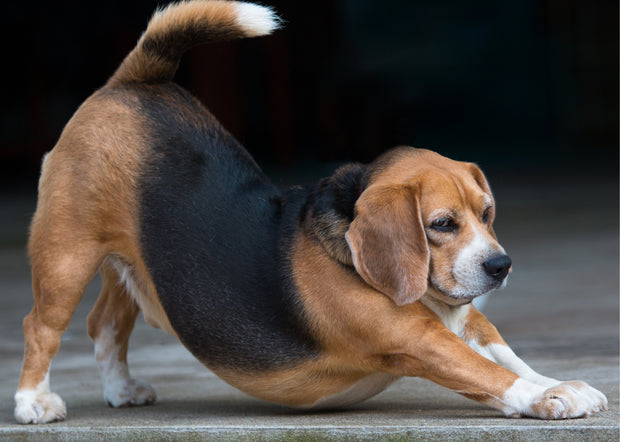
left=108, top=0, right=280, bottom=86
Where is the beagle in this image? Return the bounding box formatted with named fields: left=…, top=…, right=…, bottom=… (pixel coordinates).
left=15, top=0, right=607, bottom=424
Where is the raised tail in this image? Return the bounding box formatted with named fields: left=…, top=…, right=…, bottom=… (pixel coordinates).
left=108, top=0, right=280, bottom=86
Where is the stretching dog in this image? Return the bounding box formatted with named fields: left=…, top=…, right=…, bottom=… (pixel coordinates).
left=15, top=0, right=607, bottom=424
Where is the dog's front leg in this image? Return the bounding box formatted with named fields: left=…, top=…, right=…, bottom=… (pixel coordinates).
left=461, top=307, right=608, bottom=417
left=376, top=312, right=606, bottom=419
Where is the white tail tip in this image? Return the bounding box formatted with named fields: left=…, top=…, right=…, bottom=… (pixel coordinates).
left=235, top=2, right=281, bottom=37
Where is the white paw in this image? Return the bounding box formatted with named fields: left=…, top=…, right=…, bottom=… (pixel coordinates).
left=14, top=390, right=66, bottom=424
left=530, top=381, right=608, bottom=419
left=563, top=380, right=608, bottom=414
left=104, top=378, right=156, bottom=408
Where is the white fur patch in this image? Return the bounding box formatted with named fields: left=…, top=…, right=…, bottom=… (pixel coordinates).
left=14, top=373, right=67, bottom=424
left=109, top=258, right=140, bottom=304
left=486, top=344, right=559, bottom=388
left=94, top=323, right=129, bottom=402
left=501, top=378, right=546, bottom=417
left=235, top=3, right=281, bottom=37
left=445, top=225, right=507, bottom=299
left=421, top=297, right=471, bottom=336
left=452, top=227, right=492, bottom=295
left=464, top=340, right=559, bottom=389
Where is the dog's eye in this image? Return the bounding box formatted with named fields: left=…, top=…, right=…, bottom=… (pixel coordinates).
left=482, top=207, right=492, bottom=224
left=431, top=218, right=457, bottom=232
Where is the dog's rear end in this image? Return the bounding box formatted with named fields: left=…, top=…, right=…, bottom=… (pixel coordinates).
left=15, top=1, right=279, bottom=424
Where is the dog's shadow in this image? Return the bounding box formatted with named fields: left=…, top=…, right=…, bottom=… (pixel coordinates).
left=0, top=397, right=510, bottom=428
left=59, top=397, right=500, bottom=426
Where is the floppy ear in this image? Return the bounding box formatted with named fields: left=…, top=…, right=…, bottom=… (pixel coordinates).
left=345, top=184, right=429, bottom=306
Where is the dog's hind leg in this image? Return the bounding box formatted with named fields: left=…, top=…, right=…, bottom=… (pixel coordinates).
left=15, top=231, right=106, bottom=424
left=87, top=260, right=156, bottom=408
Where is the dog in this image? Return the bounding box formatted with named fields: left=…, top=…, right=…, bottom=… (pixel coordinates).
left=15, top=0, right=607, bottom=424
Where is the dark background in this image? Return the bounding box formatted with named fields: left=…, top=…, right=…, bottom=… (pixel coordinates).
left=1, top=0, right=618, bottom=205
left=0, top=2, right=617, bottom=419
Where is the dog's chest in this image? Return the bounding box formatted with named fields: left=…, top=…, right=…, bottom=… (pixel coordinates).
left=422, top=298, right=471, bottom=337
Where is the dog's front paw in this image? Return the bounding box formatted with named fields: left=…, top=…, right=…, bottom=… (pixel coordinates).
left=104, top=378, right=156, bottom=408
left=14, top=390, right=66, bottom=424
left=562, top=380, right=608, bottom=413
left=530, top=381, right=607, bottom=419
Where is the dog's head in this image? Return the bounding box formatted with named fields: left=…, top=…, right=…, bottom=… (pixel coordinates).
left=308, top=147, right=510, bottom=306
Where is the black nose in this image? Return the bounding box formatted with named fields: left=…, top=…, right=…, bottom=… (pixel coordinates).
left=483, top=254, right=512, bottom=280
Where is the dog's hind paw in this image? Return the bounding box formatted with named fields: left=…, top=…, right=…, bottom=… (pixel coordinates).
left=104, top=378, right=156, bottom=408
left=14, top=390, right=66, bottom=424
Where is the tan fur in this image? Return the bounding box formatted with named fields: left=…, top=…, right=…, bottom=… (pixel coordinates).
left=346, top=183, right=429, bottom=306
left=216, top=361, right=371, bottom=408
left=462, top=306, right=507, bottom=347
left=19, top=91, right=173, bottom=391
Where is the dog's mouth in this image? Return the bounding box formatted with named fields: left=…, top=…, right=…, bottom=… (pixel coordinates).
left=428, top=277, right=507, bottom=305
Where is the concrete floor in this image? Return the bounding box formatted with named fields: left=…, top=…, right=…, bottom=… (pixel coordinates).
left=0, top=180, right=618, bottom=440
